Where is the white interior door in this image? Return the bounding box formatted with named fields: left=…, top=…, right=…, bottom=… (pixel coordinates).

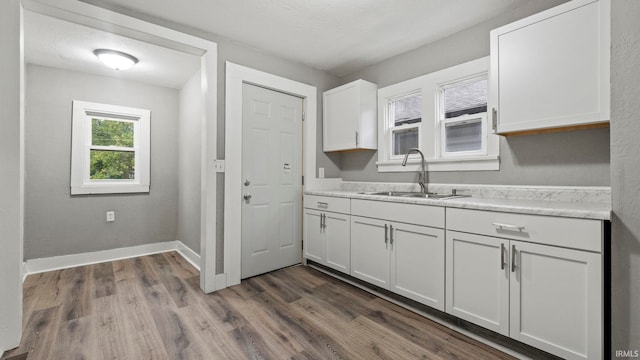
left=241, top=83, right=303, bottom=278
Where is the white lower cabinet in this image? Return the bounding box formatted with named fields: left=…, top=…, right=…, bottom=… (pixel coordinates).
left=305, top=195, right=605, bottom=359
left=510, top=240, right=601, bottom=360
left=446, top=231, right=509, bottom=335
left=446, top=208, right=603, bottom=360
left=303, top=206, right=350, bottom=273
left=351, top=215, right=445, bottom=310
left=350, top=217, right=389, bottom=288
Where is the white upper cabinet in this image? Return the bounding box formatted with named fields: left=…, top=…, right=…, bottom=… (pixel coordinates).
left=489, top=0, right=610, bottom=135
left=323, top=79, right=377, bottom=151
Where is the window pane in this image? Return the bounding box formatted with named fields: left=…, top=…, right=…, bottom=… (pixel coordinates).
left=445, top=120, right=482, bottom=153
left=444, top=78, right=487, bottom=118
left=393, top=128, right=418, bottom=156
left=92, top=118, right=134, bottom=147
left=391, top=94, right=421, bottom=126
left=90, top=150, right=135, bottom=179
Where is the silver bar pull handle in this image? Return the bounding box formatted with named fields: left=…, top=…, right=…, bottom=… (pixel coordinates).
left=319, top=213, right=323, bottom=230
left=384, top=224, right=388, bottom=244
left=511, top=244, right=516, bottom=273
left=322, top=213, right=326, bottom=229
left=492, top=222, right=525, bottom=232
left=317, top=202, right=328, bottom=209
left=389, top=225, right=394, bottom=245
left=500, top=243, right=506, bottom=270
left=355, top=131, right=359, bottom=147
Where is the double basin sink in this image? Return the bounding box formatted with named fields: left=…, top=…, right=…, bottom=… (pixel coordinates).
left=358, top=191, right=470, bottom=200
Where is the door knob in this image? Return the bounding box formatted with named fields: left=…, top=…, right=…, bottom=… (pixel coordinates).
left=244, top=179, right=250, bottom=186
left=243, top=193, right=252, bottom=200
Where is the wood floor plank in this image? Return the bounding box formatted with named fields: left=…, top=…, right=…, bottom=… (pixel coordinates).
left=7, top=254, right=524, bottom=360
left=112, top=269, right=170, bottom=359
left=176, top=302, right=247, bottom=359
left=223, top=286, right=306, bottom=356
left=92, top=261, right=115, bottom=298
left=60, top=266, right=93, bottom=321
left=364, top=298, right=517, bottom=360
left=92, top=295, right=129, bottom=360
left=251, top=272, right=301, bottom=303
left=162, top=251, right=199, bottom=279
left=29, top=270, right=65, bottom=312
left=50, top=314, right=95, bottom=359
left=3, top=306, right=61, bottom=359
left=146, top=253, right=198, bottom=308
left=248, top=290, right=356, bottom=359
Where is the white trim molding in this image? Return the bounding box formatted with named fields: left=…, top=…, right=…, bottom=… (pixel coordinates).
left=70, top=100, right=151, bottom=195
left=377, top=57, right=499, bottom=172
left=224, top=62, right=327, bottom=288
left=24, top=241, right=201, bottom=277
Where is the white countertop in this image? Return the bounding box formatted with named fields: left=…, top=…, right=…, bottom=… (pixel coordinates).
left=305, top=189, right=611, bottom=220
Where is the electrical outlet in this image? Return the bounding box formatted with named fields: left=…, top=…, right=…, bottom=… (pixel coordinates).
left=319, top=167, right=325, bottom=178
left=106, top=211, right=115, bottom=222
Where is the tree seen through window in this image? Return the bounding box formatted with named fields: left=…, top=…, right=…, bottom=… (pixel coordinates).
left=90, top=118, right=135, bottom=179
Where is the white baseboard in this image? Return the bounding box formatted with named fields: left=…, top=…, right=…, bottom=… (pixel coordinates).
left=24, top=240, right=201, bottom=278
left=175, top=241, right=201, bottom=271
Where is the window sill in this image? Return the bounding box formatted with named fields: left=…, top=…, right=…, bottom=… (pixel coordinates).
left=71, top=184, right=150, bottom=195
left=377, top=155, right=499, bottom=172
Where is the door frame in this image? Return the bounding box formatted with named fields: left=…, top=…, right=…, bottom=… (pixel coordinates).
left=224, top=62, right=318, bottom=287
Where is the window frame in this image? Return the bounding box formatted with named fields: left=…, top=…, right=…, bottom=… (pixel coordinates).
left=387, top=91, right=423, bottom=161
left=71, top=100, right=151, bottom=195
left=436, top=75, right=489, bottom=159
left=377, top=56, right=499, bottom=173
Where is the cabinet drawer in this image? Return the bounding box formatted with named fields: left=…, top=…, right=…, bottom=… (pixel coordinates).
left=446, top=208, right=602, bottom=252
left=351, top=199, right=444, bottom=228
left=304, top=195, right=350, bottom=214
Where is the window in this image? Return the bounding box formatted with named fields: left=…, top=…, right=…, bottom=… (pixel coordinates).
left=377, top=57, right=498, bottom=172
left=71, top=100, right=151, bottom=194
left=389, top=92, right=421, bottom=158
left=438, top=76, right=488, bottom=157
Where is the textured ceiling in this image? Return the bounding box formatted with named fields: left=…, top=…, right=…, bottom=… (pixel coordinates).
left=80, top=0, right=528, bottom=77
left=24, top=10, right=201, bottom=89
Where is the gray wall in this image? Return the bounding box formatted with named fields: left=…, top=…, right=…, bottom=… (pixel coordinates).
left=0, top=0, right=24, bottom=351
left=178, top=71, right=202, bottom=254
left=24, top=64, right=180, bottom=259
left=338, top=0, right=611, bottom=187
left=611, top=0, right=640, bottom=354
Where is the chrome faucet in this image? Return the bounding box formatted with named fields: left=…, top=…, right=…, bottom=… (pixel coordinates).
left=402, top=148, right=427, bottom=194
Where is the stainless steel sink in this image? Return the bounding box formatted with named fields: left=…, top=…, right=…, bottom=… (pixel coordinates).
left=361, top=191, right=419, bottom=196
left=359, top=191, right=469, bottom=200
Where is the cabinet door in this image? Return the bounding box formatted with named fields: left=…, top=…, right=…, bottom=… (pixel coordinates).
left=510, top=241, right=602, bottom=360
left=303, top=209, right=325, bottom=263
left=350, top=216, right=389, bottom=288
left=491, top=0, right=609, bottom=134
left=323, top=85, right=359, bottom=151
left=390, top=223, right=445, bottom=310
left=325, top=212, right=350, bottom=273
left=445, top=231, right=509, bottom=335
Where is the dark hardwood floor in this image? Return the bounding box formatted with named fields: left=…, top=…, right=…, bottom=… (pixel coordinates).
left=2, top=252, right=517, bottom=359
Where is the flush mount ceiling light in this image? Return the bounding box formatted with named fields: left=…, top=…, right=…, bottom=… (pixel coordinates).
left=93, top=49, right=138, bottom=70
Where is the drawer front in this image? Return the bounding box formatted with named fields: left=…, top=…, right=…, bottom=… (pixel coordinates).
left=446, top=208, right=602, bottom=252
left=351, top=199, right=445, bottom=229
left=304, top=195, right=350, bottom=214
